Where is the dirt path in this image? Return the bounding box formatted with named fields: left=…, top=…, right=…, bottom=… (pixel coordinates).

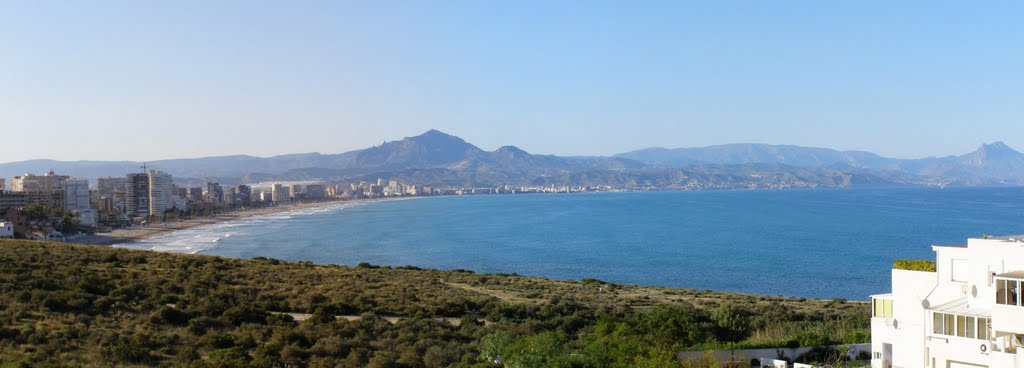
left=268, top=311, right=479, bottom=327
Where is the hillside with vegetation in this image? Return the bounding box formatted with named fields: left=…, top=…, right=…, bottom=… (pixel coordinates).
left=0, top=239, right=869, bottom=367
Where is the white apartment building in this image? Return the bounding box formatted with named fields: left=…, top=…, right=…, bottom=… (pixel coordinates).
left=64, top=179, right=90, bottom=211
left=872, top=235, right=1024, bottom=368
left=11, top=171, right=69, bottom=192
left=11, top=171, right=70, bottom=208
left=148, top=170, right=174, bottom=216
left=272, top=183, right=289, bottom=203
left=64, top=179, right=96, bottom=227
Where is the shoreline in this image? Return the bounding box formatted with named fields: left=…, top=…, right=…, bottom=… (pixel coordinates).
left=64, top=185, right=979, bottom=247
left=69, top=199, right=384, bottom=246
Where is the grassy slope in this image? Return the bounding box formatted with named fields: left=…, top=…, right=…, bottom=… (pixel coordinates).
left=0, top=239, right=869, bottom=367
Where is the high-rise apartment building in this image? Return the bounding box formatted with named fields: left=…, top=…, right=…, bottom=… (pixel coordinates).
left=271, top=183, right=289, bottom=203
left=64, top=179, right=96, bottom=227
left=125, top=173, right=150, bottom=218
left=305, top=184, right=326, bottom=199
left=187, top=187, right=203, bottom=203
left=148, top=170, right=174, bottom=216
left=63, top=179, right=90, bottom=211
left=234, top=185, right=252, bottom=205
left=11, top=171, right=70, bottom=208
left=206, top=182, right=224, bottom=205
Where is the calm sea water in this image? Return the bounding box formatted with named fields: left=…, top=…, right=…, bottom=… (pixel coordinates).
left=117, top=186, right=1024, bottom=300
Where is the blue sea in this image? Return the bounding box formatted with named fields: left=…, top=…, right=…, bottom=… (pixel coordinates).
left=117, top=186, right=1024, bottom=300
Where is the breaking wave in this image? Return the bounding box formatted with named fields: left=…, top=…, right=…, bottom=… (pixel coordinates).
left=112, top=199, right=404, bottom=254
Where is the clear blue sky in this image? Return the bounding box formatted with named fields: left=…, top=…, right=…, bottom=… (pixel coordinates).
left=1, top=1, right=1021, bottom=162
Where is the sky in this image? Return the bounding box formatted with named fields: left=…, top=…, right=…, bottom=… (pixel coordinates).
left=1, top=1, right=1021, bottom=162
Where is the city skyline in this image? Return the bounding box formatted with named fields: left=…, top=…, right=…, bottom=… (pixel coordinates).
left=2, top=1, right=1022, bottom=162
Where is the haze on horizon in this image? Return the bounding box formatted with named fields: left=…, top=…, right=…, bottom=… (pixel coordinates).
left=1, top=1, right=1021, bottom=163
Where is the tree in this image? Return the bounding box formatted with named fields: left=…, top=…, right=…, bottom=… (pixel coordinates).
left=711, top=302, right=751, bottom=342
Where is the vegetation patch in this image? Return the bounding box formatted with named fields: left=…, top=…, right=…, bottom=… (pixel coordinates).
left=0, top=239, right=868, bottom=367
left=893, top=259, right=936, bottom=272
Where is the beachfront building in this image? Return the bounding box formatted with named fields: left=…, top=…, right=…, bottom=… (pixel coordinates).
left=233, top=185, right=252, bottom=206
left=871, top=235, right=1024, bottom=368
left=187, top=187, right=203, bottom=204
left=125, top=173, right=150, bottom=218
left=148, top=170, right=174, bottom=216
left=206, top=182, right=224, bottom=206
left=271, top=184, right=289, bottom=203
left=64, top=179, right=96, bottom=227
left=304, top=184, right=326, bottom=199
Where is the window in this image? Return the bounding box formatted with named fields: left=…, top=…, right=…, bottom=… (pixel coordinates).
left=933, top=313, right=989, bottom=340
left=978, top=318, right=989, bottom=340
left=998, top=279, right=1007, bottom=304
left=996, top=278, right=1024, bottom=306
left=951, top=259, right=968, bottom=282
left=873, top=298, right=893, bottom=318
left=1011, top=280, right=1020, bottom=306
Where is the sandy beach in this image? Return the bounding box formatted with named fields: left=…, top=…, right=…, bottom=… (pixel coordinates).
left=70, top=200, right=355, bottom=246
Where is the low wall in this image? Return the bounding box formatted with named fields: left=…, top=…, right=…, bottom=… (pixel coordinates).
left=678, top=343, right=871, bottom=365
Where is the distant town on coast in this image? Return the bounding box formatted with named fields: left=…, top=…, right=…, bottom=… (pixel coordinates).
left=1, top=129, right=1023, bottom=241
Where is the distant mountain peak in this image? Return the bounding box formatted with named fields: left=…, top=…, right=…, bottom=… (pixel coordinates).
left=969, top=141, right=1020, bottom=159
left=415, top=129, right=457, bottom=139
left=954, top=141, right=1024, bottom=170
left=495, top=145, right=528, bottom=154
left=979, top=141, right=1016, bottom=153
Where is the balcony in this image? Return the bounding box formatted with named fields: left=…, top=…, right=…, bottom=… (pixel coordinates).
left=994, top=273, right=1024, bottom=334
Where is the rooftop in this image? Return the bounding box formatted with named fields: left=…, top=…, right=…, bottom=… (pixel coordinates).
left=996, top=271, right=1024, bottom=280
left=990, top=235, right=1024, bottom=242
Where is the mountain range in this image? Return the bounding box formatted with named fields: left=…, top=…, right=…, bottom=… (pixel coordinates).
left=2, top=130, right=1023, bottom=189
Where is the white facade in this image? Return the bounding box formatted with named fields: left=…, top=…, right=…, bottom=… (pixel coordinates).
left=272, top=183, right=289, bottom=203
left=148, top=170, right=174, bottom=216
left=872, top=236, right=1024, bottom=368
left=64, top=179, right=90, bottom=211
left=64, top=179, right=97, bottom=227
left=11, top=171, right=69, bottom=192
left=0, top=222, right=13, bottom=237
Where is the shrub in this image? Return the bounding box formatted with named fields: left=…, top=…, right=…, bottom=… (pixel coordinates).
left=101, top=337, right=152, bottom=365
left=893, top=259, right=936, bottom=272
left=150, top=306, right=192, bottom=326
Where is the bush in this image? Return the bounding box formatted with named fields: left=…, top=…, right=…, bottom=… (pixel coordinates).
left=151, top=306, right=192, bottom=326
left=893, top=259, right=936, bottom=272
left=101, top=338, right=152, bottom=365
left=711, top=302, right=751, bottom=342
left=222, top=304, right=268, bottom=325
